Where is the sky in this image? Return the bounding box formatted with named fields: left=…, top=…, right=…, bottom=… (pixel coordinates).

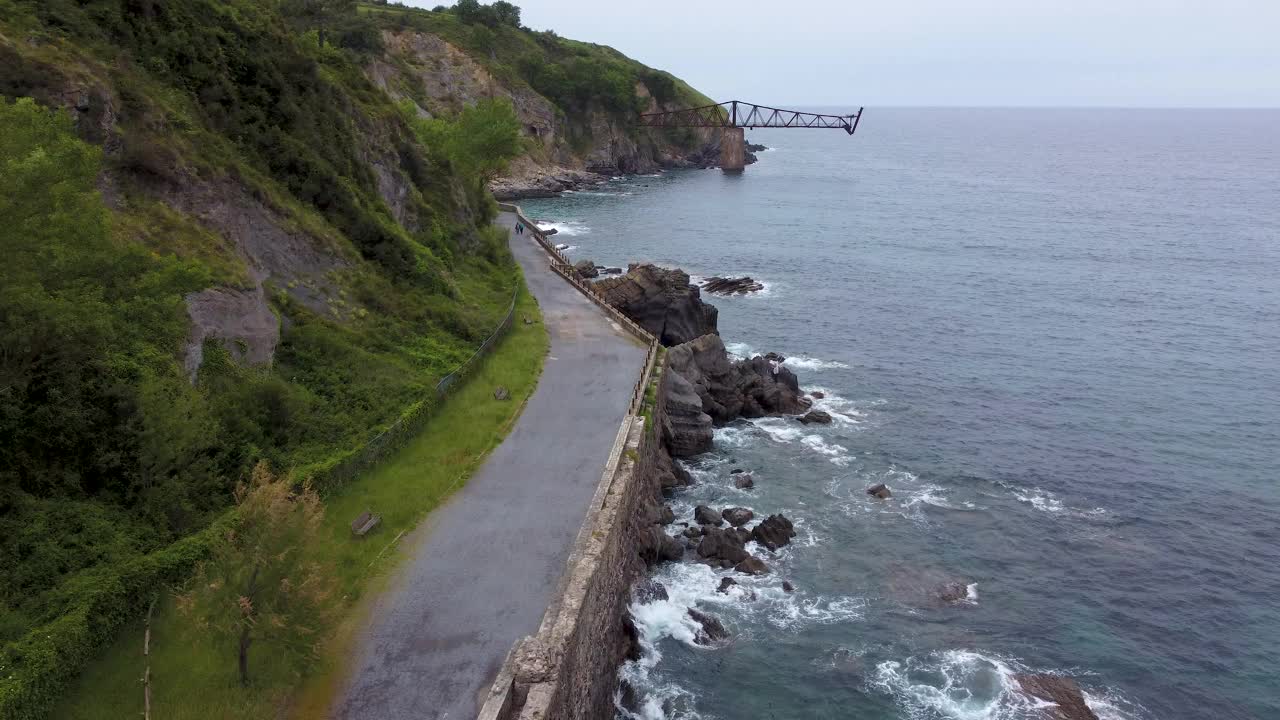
left=403, top=0, right=1280, bottom=108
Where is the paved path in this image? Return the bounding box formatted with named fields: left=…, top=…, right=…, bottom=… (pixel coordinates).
left=334, top=213, right=646, bottom=720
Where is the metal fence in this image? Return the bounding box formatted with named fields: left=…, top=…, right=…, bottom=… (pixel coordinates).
left=501, top=202, right=662, bottom=417
left=312, top=286, right=520, bottom=494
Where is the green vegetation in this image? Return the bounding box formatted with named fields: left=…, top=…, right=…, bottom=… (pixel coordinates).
left=366, top=1, right=713, bottom=120
left=176, top=464, right=336, bottom=687
left=54, top=286, right=548, bottom=720
left=1, top=0, right=526, bottom=716
left=403, top=97, right=525, bottom=193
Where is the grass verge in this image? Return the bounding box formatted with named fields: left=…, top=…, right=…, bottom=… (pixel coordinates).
left=52, top=281, right=548, bottom=720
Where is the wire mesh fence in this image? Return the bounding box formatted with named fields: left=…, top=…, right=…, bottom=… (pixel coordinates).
left=312, top=286, right=519, bottom=494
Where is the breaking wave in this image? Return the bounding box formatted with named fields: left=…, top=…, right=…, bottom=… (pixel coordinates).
left=535, top=219, right=590, bottom=236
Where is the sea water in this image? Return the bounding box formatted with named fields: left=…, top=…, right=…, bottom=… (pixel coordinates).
left=521, top=108, right=1280, bottom=720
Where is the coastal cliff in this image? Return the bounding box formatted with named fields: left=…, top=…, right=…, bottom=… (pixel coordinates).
left=359, top=6, right=750, bottom=198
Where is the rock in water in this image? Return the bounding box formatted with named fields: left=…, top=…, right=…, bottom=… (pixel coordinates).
left=717, top=576, right=738, bottom=593
left=658, top=505, right=676, bottom=525
left=751, top=514, right=797, bottom=550
left=701, top=276, right=766, bottom=295
left=696, top=527, right=749, bottom=564
left=555, top=242, right=569, bottom=250
left=687, top=608, right=728, bottom=644
left=782, top=580, right=795, bottom=593
left=810, top=391, right=825, bottom=399
left=573, top=259, right=598, bottom=279
left=639, top=527, right=684, bottom=565
left=635, top=579, right=669, bottom=603
left=543, top=227, right=559, bottom=236
left=733, top=473, right=755, bottom=489
left=797, top=409, right=833, bottom=424
left=694, top=504, right=723, bottom=526
left=664, top=333, right=808, bottom=424
left=721, top=507, right=754, bottom=527
left=939, top=582, right=970, bottom=603
left=1014, top=674, right=1100, bottom=720
left=867, top=483, right=892, bottom=499
left=594, top=264, right=719, bottom=345
left=734, top=557, right=770, bottom=575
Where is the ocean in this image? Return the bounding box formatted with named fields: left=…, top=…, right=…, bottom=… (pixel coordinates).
left=519, top=108, right=1280, bottom=720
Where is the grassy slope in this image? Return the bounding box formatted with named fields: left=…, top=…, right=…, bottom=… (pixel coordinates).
left=55, top=281, right=549, bottom=720
left=0, top=0, right=517, bottom=645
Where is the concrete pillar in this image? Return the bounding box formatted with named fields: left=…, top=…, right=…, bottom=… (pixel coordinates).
left=720, top=127, right=745, bottom=172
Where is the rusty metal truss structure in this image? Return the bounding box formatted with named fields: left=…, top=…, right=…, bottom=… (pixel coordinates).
left=638, top=100, right=863, bottom=135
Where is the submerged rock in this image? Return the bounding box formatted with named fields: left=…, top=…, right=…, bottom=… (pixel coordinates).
left=750, top=514, right=797, bottom=551
left=1014, top=674, right=1100, bottom=720
left=938, top=582, right=971, bottom=603
left=733, top=473, right=755, bottom=489
left=782, top=580, right=795, bottom=593
left=867, top=483, right=892, bottom=499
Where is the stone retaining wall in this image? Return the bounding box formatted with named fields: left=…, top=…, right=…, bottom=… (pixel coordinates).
left=478, top=360, right=671, bottom=720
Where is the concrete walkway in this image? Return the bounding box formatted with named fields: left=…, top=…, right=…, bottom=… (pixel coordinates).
left=334, top=213, right=647, bottom=720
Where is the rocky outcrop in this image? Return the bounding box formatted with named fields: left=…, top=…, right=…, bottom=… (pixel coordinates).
left=700, top=276, right=765, bottom=295
left=733, top=472, right=754, bottom=489
left=1014, top=674, right=1100, bottom=720
left=666, top=334, right=809, bottom=423
left=687, top=609, right=727, bottom=645
left=734, top=557, right=770, bottom=575
left=573, top=259, right=599, bottom=279
left=693, top=505, right=723, bottom=527
left=750, top=514, right=797, bottom=551
left=595, top=265, right=718, bottom=346
left=696, top=527, right=749, bottom=566
left=721, top=507, right=754, bottom=527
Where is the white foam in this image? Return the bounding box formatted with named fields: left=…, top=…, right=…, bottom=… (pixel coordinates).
left=1010, top=486, right=1107, bottom=518
left=783, top=355, right=851, bottom=371
left=535, top=219, right=590, bottom=236
left=873, top=650, right=1040, bottom=720
left=723, top=341, right=756, bottom=360
left=805, top=388, right=866, bottom=425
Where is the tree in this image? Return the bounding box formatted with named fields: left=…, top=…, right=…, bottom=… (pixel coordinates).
left=177, top=464, right=336, bottom=686
left=404, top=98, right=523, bottom=194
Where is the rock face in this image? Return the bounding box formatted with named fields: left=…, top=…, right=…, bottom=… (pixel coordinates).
left=595, top=264, right=718, bottom=346
left=1014, top=675, right=1100, bottom=720
left=668, top=334, right=809, bottom=422
left=750, top=514, right=797, bottom=551
left=660, top=370, right=715, bottom=457
left=721, top=507, right=754, bottom=527
left=700, top=276, right=766, bottom=295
